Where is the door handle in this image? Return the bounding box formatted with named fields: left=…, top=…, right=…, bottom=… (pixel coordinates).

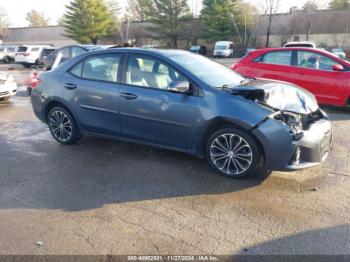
left=64, top=83, right=77, bottom=90
left=120, top=93, right=138, bottom=100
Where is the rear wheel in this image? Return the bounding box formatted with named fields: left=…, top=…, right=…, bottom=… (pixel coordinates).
left=206, top=127, right=261, bottom=178
left=48, top=106, right=82, bottom=145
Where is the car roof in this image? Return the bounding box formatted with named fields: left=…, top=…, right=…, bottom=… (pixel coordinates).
left=84, top=47, right=191, bottom=57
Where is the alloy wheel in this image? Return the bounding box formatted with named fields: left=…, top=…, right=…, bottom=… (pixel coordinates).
left=49, top=110, right=73, bottom=142
left=210, top=133, right=253, bottom=176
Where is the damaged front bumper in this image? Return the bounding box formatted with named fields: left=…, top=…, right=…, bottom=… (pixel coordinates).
left=252, top=111, right=332, bottom=172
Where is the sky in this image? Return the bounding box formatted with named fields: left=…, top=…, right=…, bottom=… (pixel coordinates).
left=0, top=0, right=327, bottom=27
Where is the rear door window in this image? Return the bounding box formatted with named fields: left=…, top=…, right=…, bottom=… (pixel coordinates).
left=81, top=54, right=121, bottom=83
left=258, top=51, right=292, bottom=66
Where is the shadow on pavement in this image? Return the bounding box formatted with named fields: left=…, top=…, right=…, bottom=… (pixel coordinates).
left=0, top=121, right=269, bottom=211
left=232, top=224, right=350, bottom=262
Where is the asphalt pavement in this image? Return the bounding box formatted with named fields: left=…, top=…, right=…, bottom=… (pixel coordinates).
left=0, top=61, right=350, bottom=256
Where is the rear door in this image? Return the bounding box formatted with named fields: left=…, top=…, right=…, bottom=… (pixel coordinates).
left=294, top=50, right=350, bottom=106
left=251, top=50, right=297, bottom=84
left=61, top=52, right=123, bottom=135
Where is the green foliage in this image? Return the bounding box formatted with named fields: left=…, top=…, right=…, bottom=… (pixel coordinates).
left=329, top=0, right=350, bottom=9
left=303, top=0, right=319, bottom=11
left=25, top=10, right=49, bottom=27
left=63, top=0, right=116, bottom=44
left=145, top=0, right=192, bottom=48
left=201, top=0, right=243, bottom=42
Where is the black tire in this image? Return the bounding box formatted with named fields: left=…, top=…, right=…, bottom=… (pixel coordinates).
left=27, top=87, right=32, bottom=96
left=206, top=127, right=261, bottom=178
left=48, top=106, right=82, bottom=145
left=3, top=56, right=11, bottom=64
left=0, top=96, right=11, bottom=102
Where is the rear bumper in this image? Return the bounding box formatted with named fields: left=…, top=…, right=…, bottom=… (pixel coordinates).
left=253, top=115, right=332, bottom=172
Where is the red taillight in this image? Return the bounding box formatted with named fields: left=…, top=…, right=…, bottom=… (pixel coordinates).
left=26, top=71, right=41, bottom=89
left=24, top=53, right=30, bottom=56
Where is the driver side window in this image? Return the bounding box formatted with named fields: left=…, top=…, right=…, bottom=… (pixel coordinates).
left=126, top=55, right=187, bottom=90
left=297, top=51, right=338, bottom=71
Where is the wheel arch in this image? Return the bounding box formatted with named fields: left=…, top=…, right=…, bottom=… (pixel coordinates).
left=44, top=98, right=82, bottom=130
left=195, top=117, right=266, bottom=165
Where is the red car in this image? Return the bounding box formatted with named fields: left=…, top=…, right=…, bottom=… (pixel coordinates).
left=232, top=47, right=350, bottom=107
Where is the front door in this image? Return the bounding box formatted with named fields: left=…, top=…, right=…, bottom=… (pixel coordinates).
left=294, top=50, right=349, bottom=106
left=119, top=54, right=200, bottom=151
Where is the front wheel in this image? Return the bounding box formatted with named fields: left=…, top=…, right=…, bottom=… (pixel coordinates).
left=206, top=128, right=261, bottom=178
left=48, top=107, right=82, bottom=145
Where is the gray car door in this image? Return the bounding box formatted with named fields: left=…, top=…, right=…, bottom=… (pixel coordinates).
left=61, top=53, right=122, bottom=136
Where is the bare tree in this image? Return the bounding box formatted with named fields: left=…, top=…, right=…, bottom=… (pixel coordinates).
left=25, top=10, right=49, bottom=27
left=261, top=0, right=281, bottom=47
left=0, top=10, right=8, bottom=42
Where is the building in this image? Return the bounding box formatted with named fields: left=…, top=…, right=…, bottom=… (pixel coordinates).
left=1, top=26, right=77, bottom=47
left=255, top=9, right=350, bottom=49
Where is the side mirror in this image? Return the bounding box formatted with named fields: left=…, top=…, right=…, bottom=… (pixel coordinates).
left=168, top=81, right=191, bottom=93
left=332, top=64, right=344, bottom=72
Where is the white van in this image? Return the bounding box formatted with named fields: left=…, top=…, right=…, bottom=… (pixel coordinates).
left=15, top=45, right=51, bottom=68
left=213, top=41, right=234, bottom=58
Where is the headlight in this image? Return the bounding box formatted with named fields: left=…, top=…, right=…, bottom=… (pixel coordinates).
left=269, top=111, right=304, bottom=140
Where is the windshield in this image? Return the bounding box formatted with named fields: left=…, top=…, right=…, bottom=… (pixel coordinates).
left=215, top=45, right=228, bottom=50
left=169, top=53, right=245, bottom=88
left=190, top=46, right=200, bottom=51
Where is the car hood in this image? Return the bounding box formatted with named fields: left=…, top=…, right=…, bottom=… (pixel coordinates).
left=230, top=78, right=319, bottom=114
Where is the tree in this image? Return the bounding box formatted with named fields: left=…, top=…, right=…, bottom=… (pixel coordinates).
left=329, top=0, right=350, bottom=9
left=63, top=0, right=115, bottom=44
left=303, top=0, right=319, bottom=11
left=127, top=0, right=153, bottom=22
left=0, top=10, right=8, bottom=41
left=25, top=10, right=49, bottom=27
left=261, top=0, right=281, bottom=47
left=201, top=0, right=243, bottom=42
left=145, top=0, right=191, bottom=48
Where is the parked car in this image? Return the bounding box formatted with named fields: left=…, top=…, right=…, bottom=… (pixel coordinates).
left=38, top=47, right=57, bottom=66
left=0, top=72, right=17, bottom=101
left=189, top=45, right=207, bottom=56
left=331, top=48, right=346, bottom=59
left=141, top=45, right=159, bottom=49
left=213, top=41, right=234, bottom=58
left=232, top=47, right=350, bottom=107
left=0, top=45, right=18, bottom=63
left=15, top=45, right=51, bottom=68
left=283, top=41, right=316, bottom=48
left=31, top=49, right=332, bottom=178
left=43, top=45, right=108, bottom=71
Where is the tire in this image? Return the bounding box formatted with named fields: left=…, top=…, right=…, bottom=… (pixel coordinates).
left=3, top=56, right=11, bottom=64
left=27, top=87, right=32, bottom=96
left=48, top=106, right=82, bottom=145
left=206, top=127, right=261, bottom=178
left=0, top=96, right=11, bottom=102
